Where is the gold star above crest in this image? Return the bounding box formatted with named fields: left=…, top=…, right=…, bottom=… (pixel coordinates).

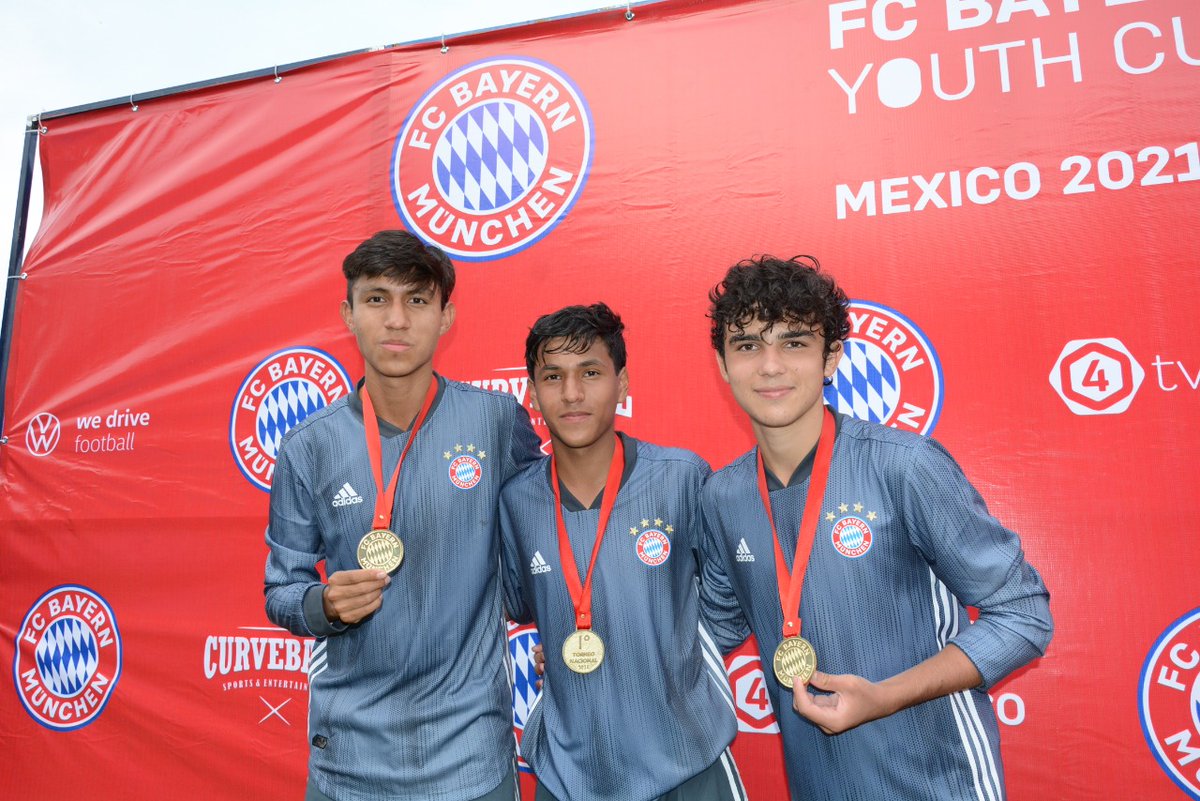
left=838, top=503, right=848, bottom=513
left=641, top=519, right=650, bottom=528
left=825, top=512, right=835, bottom=522
left=443, top=451, right=452, bottom=460
left=454, top=444, right=463, bottom=453
left=664, top=524, right=674, bottom=534
left=654, top=518, right=663, bottom=527
left=867, top=511, right=878, bottom=521
left=478, top=451, right=486, bottom=459
left=467, top=444, right=476, bottom=453
left=853, top=502, right=864, bottom=513
left=629, top=526, right=639, bottom=536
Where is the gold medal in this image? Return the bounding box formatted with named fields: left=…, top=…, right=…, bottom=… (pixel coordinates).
left=356, top=529, right=404, bottom=573
left=562, top=629, right=605, bottom=674
left=772, top=635, right=817, bottom=686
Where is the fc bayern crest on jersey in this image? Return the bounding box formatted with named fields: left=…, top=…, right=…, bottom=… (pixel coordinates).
left=830, top=515, right=874, bottom=558
left=445, top=443, right=485, bottom=489
left=14, top=585, right=122, bottom=731
left=507, top=621, right=542, bottom=772
left=824, top=301, right=943, bottom=436
left=392, top=56, right=594, bottom=261
left=632, top=518, right=672, bottom=567
left=229, top=347, right=353, bottom=492
left=1139, top=607, right=1200, bottom=799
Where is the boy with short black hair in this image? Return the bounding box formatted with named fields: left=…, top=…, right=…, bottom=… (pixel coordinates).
left=500, top=302, right=745, bottom=801
left=265, top=230, right=541, bottom=801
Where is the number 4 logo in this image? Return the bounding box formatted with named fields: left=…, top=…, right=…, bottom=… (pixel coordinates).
left=726, top=654, right=780, bottom=733
left=1049, top=338, right=1145, bottom=415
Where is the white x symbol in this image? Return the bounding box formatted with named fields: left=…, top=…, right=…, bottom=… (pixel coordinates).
left=259, top=696, right=292, bottom=725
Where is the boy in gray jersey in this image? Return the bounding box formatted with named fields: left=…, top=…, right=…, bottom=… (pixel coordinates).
left=264, top=231, right=541, bottom=801
left=499, top=303, right=745, bottom=801
left=699, top=256, right=1052, bottom=800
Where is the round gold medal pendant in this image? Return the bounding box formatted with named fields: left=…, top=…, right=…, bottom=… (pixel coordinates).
left=357, top=529, right=404, bottom=573
left=773, top=635, right=817, bottom=686
left=562, top=629, right=605, bottom=674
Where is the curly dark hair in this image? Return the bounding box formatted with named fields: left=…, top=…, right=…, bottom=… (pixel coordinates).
left=525, top=303, right=627, bottom=376
left=708, top=255, right=850, bottom=358
left=342, top=230, right=456, bottom=307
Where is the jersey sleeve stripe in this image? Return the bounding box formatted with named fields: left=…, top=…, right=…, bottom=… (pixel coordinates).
left=718, top=748, right=749, bottom=801
left=697, top=622, right=735, bottom=708
left=930, top=569, right=1002, bottom=801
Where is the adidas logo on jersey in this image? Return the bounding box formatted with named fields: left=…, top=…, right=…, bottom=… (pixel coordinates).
left=736, top=538, right=756, bottom=562
left=530, top=551, right=552, bottom=575
left=331, top=482, right=365, bottom=508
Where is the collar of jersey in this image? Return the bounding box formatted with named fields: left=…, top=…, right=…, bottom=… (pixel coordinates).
left=349, top=374, right=447, bottom=438
left=546, top=431, right=638, bottom=512
left=763, top=410, right=843, bottom=491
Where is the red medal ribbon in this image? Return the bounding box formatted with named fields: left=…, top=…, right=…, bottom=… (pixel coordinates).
left=550, top=434, right=625, bottom=630
left=361, top=377, right=439, bottom=532
left=755, top=406, right=837, bottom=640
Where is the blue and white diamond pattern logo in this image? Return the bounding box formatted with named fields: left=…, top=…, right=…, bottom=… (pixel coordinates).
left=828, top=338, right=900, bottom=424
left=230, top=347, right=353, bottom=491
left=35, top=617, right=99, bottom=698
left=435, top=102, right=548, bottom=214
left=257, top=378, right=329, bottom=460
left=393, top=56, right=594, bottom=261
left=507, top=622, right=542, bottom=771
left=824, top=301, right=942, bottom=436
left=15, top=585, right=122, bottom=731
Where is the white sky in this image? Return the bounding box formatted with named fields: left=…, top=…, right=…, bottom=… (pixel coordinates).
left=0, top=0, right=627, bottom=313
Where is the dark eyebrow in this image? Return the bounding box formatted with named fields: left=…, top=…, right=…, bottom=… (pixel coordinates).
left=538, top=358, right=605, bottom=374
left=727, top=329, right=813, bottom=344
left=727, top=332, right=763, bottom=345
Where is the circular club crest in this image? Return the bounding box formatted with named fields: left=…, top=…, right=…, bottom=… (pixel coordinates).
left=229, top=347, right=353, bottom=492
left=1139, top=607, right=1200, bottom=799
left=824, top=301, right=943, bottom=436
left=831, top=515, right=873, bottom=558
left=636, top=529, right=671, bottom=567
left=13, top=585, right=122, bottom=731
left=449, top=455, right=483, bottom=489
left=392, top=56, right=594, bottom=261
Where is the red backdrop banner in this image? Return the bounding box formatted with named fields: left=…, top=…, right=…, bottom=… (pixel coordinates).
left=3, top=1, right=1199, bottom=798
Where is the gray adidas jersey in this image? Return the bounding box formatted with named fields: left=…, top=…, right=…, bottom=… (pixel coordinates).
left=265, top=376, right=541, bottom=801
left=499, top=436, right=737, bottom=801
left=700, top=413, right=1052, bottom=801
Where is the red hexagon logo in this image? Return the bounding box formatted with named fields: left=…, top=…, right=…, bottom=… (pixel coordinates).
left=727, top=654, right=779, bottom=733
left=1049, top=338, right=1144, bottom=415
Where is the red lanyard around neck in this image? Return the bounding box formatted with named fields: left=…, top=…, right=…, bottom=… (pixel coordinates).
left=360, top=377, right=438, bottom=531
left=550, top=435, right=624, bottom=630
left=755, top=407, right=836, bottom=640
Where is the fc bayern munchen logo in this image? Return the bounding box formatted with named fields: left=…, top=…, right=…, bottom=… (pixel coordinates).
left=636, top=530, right=671, bottom=567
left=824, top=301, right=943, bottom=436
left=508, top=621, right=542, bottom=771
left=392, top=56, right=594, bottom=261
left=14, top=585, right=122, bottom=731
left=831, top=516, right=873, bottom=558
left=449, top=455, right=483, bottom=489
left=1139, top=607, right=1200, bottom=799
left=230, top=347, right=353, bottom=491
